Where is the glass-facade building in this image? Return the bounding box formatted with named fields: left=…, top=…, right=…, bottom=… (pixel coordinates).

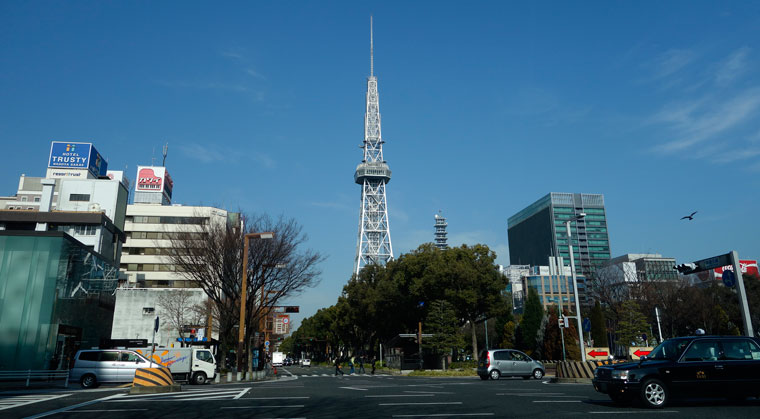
left=0, top=231, right=117, bottom=370
left=508, top=193, right=611, bottom=277
left=522, top=272, right=586, bottom=313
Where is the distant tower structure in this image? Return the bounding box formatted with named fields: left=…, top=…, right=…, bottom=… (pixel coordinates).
left=434, top=212, right=448, bottom=249
left=354, top=17, right=394, bottom=276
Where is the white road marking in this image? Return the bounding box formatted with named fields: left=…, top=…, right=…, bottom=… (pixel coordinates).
left=233, top=387, right=251, bottom=399
left=404, top=391, right=454, bottom=394
left=532, top=400, right=582, bottom=403
left=380, top=402, right=463, bottom=406
left=392, top=414, right=494, bottom=418
left=340, top=386, right=368, bottom=391
left=60, top=409, right=148, bottom=413
left=0, top=394, right=71, bottom=412
left=589, top=411, right=679, bottom=414
left=365, top=394, right=435, bottom=398
left=22, top=394, right=123, bottom=419
left=222, top=405, right=306, bottom=408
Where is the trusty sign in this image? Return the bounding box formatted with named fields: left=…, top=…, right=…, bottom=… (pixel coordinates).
left=586, top=347, right=609, bottom=360
left=630, top=347, right=653, bottom=360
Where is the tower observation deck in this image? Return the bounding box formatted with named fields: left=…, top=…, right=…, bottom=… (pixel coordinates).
left=354, top=17, right=394, bottom=276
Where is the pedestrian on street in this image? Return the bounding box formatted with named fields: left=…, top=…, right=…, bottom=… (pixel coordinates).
left=358, top=356, right=365, bottom=374
left=349, top=355, right=355, bottom=374
left=371, top=357, right=377, bottom=375
left=334, top=357, right=344, bottom=376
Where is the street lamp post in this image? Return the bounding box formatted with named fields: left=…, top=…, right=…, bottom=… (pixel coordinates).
left=565, top=213, right=586, bottom=362
left=237, top=231, right=275, bottom=374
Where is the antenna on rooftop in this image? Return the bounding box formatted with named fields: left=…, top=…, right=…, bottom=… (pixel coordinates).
left=162, top=142, right=169, bottom=167
left=151, top=147, right=156, bottom=166
left=370, top=15, right=374, bottom=77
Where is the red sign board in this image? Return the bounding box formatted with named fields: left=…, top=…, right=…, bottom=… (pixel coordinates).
left=714, top=260, right=759, bottom=278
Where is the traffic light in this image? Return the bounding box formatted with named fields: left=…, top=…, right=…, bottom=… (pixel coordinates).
left=285, top=306, right=299, bottom=313
left=674, top=263, right=697, bottom=274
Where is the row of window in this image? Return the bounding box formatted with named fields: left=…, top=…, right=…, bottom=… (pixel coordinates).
left=5, top=206, right=35, bottom=210
left=126, top=247, right=191, bottom=256
left=18, top=196, right=41, bottom=202
left=69, top=194, right=91, bottom=202
left=55, top=225, right=98, bottom=236
left=128, top=216, right=208, bottom=225
left=128, top=231, right=203, bottom=240
left=121, top=263, right=187, bottom=272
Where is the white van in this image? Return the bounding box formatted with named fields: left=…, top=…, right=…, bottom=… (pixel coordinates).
left=70, top=349, right=152, bottom=388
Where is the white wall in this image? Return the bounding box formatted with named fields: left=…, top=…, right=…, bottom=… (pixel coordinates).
left=111, top=288, right=210, bottom=348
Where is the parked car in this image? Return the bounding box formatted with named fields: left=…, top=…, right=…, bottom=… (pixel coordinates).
left=70, top=349, right=152, bottom=388
left=300, top=358, right=311, bottom=367
left=592, top=335, right=760, bottom=408
left=477, top=349, right=545, bottom=380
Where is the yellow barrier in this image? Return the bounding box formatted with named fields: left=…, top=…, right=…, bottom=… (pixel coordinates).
left=133, top=367, right=174, bottom=387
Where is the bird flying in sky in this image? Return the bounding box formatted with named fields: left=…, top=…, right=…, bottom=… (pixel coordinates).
left=681, top=211, right=698, bottom=220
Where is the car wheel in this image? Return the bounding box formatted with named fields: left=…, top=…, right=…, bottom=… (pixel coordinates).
left=192, top=372, right=207, bottom=385
left=640, top=378, right=668, bottom=408
left=532, top=369, right=544, bottom=379
left=479, top=375, right=489, bottom=380
left=489, top=369, right=500, bottom=380
left=80, top=374, right=98, bottom=389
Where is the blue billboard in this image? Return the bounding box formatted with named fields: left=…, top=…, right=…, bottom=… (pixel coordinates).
left=48, top=142, right=107, bottom=177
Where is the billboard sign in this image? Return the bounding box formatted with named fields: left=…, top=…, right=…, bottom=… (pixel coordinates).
left=136, top=166, right=173, bottom=200
left=714, top=260, right=759, bottom=278
left=48, top=141, right=107, bottom=177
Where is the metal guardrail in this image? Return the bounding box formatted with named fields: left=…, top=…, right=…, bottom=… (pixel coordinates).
left=0, top=370, right=70, bottom=387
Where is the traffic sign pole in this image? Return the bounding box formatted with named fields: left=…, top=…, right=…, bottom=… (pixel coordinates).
left=732, top=251, right=754, bottom=337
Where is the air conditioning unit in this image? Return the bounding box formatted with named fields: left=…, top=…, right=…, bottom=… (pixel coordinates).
left=89, top=203, right=101, bottom=212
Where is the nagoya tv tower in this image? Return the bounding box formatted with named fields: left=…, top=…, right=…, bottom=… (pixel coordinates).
left=354, top=17, right=393, bottom=276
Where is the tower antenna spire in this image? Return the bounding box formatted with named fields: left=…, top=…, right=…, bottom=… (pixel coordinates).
left=370, top=15, right=374, bottom=77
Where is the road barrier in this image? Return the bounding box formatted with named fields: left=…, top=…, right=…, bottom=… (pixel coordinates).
left=556, top=359, right=628, bottom=379
left=132, top=367, right=174, bottom=387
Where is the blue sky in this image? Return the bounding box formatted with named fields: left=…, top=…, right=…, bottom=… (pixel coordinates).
left=2, top=1, right=760, bottom=329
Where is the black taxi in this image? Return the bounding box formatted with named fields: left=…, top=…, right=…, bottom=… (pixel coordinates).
left=592, top=335, right=760, bottom=408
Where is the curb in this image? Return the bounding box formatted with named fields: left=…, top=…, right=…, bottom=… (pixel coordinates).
left=549, top=377, right=592, bottom=384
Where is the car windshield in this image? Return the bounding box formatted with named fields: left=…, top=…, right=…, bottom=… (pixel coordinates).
left=648, top=339, right=691, bottom=360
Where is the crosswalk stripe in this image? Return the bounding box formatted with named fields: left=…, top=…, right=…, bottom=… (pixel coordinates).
left=0, top=393, right=71, bottom=411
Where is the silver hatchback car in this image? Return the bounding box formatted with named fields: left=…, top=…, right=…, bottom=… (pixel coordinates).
left=477, top=349, right=545, bottom=380
left=70, top=349, right=153, bottom=388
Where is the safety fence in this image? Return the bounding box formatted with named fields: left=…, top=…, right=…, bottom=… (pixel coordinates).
left=0, top=370, right=70, bottom=387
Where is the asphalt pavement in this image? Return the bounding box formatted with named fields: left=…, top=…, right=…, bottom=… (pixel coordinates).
left=3, top=365, right=759, bottom=418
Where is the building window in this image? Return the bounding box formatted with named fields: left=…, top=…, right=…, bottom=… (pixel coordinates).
left=21, top=196, right=28, bottom=202
left=69, top=194, right=90, bottom=202
left=34, top=197, right=40, bottom=202
left=74, top=225, right=96, bottom=235
left=143, top=307, right=155, bottom=315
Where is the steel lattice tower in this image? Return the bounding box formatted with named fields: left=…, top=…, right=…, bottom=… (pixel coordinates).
left=434, top=211, right=448, bottom=249
left=354, top=17, right=393, bottom=276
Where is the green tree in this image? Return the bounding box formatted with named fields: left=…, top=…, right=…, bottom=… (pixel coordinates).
left=615, top=300, right=650, bottom=348
left=437, top=244, right=509, bottom=361
left=423, top=300, right=464, bottom=369
left=500, top=321, right=517, bottom=349
left=519, top=287, right=544, bottom=355
left=589, top=300, right=608, bottom=346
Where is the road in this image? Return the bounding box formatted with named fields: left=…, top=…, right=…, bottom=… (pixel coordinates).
left=4, top=365, right=759, bottom=418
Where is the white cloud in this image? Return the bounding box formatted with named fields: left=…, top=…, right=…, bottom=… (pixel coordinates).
left=651, top=49, right=697, bottom=80
left=246, top=68, right=266, bottom=80
left=716, top=47, right=750, bottom=85
left=653, top=87, right=760, bottom=153
left=179, top=143, right=227, bottom=163
left=252, top=152, right=276, bottom=169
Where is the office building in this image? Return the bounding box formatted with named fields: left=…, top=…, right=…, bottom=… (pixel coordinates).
left=508, top=192, right=611, bottom=277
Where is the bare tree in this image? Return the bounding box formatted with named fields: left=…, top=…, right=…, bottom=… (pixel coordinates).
left=163, top=212, right=325, bottom=366
left=156, top=289, right=205, bottom=346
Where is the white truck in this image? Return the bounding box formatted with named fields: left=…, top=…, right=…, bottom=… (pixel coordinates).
left=131, top=347, right=217, bottom=385
left=272, top=351, right=285, bottom=367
